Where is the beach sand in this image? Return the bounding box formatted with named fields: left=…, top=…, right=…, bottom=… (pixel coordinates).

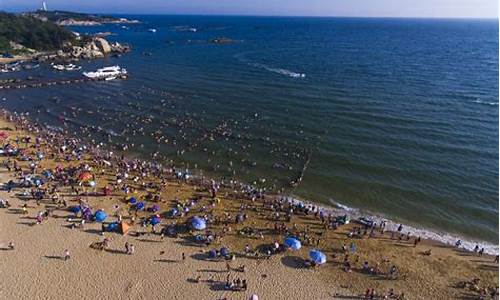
left=0, top=115, right=497, bottom=300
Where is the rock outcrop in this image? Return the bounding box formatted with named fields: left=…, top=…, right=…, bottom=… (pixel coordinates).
left=55, top=37, right=130, bottom=60
left=94, top=38, right=111, bottom=54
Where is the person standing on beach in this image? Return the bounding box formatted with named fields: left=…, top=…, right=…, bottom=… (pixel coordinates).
left=63, top=249, right=70, bottom=261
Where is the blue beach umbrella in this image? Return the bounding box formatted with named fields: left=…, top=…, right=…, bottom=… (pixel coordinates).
left=284, top=237, right=301, bottom=250
left=136, top=202, right=145, bottom=211
left=151, top=204, right=160, bottom=212
left=220, top=247, right=230, bottom=257
left=309, top=249, right=327, bottom=265
left=190, top=216, right=206, bottom=231
left=169, top=208, right=178, bottom=217
left=151, top=216, right=161, bottom=226
left=129, top=197, right=137, bottom=204
left=208, top=249, right=217, bottom=259
left=94, top=210, right=107, bottom=222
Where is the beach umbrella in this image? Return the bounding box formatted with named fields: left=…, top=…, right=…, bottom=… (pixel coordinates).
left=309, top=249, right=327, bottom=265
left=42, top=170, right=52, bottom=178
left=128, top=197, right=137, bottom=204
left=88, top=180, right=96, bottom=187
left=236, top=213, right=244, bottom=223
left=190, top=216, right=206, bottom=231
left=151, top=215, right=161, bottom=226
left=136, top=202, right=145, bottom=211
left=284, top=237, right=301, bottom=250
left=150, top=204, right=160, bottom=212
left=0, top=131, right=9, bottom=140
left=220, top=247, right=230, bottom=257
left=69, top=205, right=81, bottom=214
left=83, top=208, right=93, bottom=221
left=169, top=208, right=178, bottom=217
left=94, top=210, right=107, bottom=222
left=79, top=172, right=92, bottom=182
left=208, top=249, right=217, bottom=259
left=249, top=295, right=259, bottom=300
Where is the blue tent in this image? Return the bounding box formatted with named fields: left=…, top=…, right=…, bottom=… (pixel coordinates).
left=69, top=206, right=81, bottom=214
left=190, top=216, right=206, bottom=231
left=309, top=249, right=327, bottom=265
left=94, top=210, right=107, bottom=222
left=129, top=197, right=137, bottom=204
left=107, top=222, right=119, bottom=232
left=284, top=237, right=301, bottom=250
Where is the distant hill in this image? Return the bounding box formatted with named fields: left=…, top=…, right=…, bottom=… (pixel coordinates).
left=0, top=12, right=75, bottom=52
left=27, top=10, right=139, bottom=26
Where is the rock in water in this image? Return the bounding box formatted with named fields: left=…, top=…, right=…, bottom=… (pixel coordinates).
left=95, top=38, right=112, bottom=54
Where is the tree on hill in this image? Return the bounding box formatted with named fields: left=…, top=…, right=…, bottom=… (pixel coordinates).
left=0, top=12, right=75, bottom=52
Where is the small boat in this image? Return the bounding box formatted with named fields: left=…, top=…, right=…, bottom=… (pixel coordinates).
left=148, top=28, right=157, bottom=33
left=52, top=63, right=81, bottom=71
left=83, top=66, right=127, bottom=80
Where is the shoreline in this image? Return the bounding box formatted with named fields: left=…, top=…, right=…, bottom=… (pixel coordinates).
left=2, top=102, right=498, bottom=254
left=0, top=107, right=497, bottom=299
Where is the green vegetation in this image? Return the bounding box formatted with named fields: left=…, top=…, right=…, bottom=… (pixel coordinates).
left=0, top=12, right=75, bottom=52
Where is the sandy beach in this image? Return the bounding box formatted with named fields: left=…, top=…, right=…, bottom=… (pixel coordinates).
left=0, top=112, right=497, bottom=300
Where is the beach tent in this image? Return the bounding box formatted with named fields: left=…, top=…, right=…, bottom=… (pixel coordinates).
left=250, top=295, right=259, bottom=300
left=118, top=222, right=130, bottom=235
left=190, top=216, right=206, bottom=231
left=107, top=222, right=119, bottom=232
left=94, top=210, right=107, bottom=222
left=309, top=249, right=327, bottom=265
left=69, top=205, right=81, bottom=214
left=284, top=237, right=301, bottom=250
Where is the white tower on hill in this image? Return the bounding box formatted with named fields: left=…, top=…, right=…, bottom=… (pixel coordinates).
left=42, top=1, right=48, bottom=11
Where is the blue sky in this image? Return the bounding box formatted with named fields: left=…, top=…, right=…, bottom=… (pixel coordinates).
left=0, top=0, right=498, bottom=18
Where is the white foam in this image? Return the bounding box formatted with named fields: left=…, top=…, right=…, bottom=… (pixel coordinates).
left=472, top=100, right=498, bottom=106
left=285, top=195, right=499, bottom=255
left=249, top=62, right=306, bottom=78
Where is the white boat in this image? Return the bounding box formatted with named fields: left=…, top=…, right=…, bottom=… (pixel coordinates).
left=148, top=28, right=157, bottom=33
left=83, top=66, right=127, bottom=79
left=52, top=63, right=81, bottom=71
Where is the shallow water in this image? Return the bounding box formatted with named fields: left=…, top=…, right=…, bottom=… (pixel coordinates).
left=0, top=16, right=498, bottom=245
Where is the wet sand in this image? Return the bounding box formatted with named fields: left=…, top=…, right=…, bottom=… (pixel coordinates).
left=0, top=115, right=497, bottom=300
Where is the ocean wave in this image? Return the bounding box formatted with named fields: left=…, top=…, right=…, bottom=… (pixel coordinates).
left=248, top=62, right=306, bottom=78
left=472, top=100, right=498, bottom=106
left=234, top=52, right=305, bottom=78
left=286, top=196, right=499, bottom=255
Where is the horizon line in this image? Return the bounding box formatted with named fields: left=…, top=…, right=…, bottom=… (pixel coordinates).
left=1, top=9, right=499, bottom=20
